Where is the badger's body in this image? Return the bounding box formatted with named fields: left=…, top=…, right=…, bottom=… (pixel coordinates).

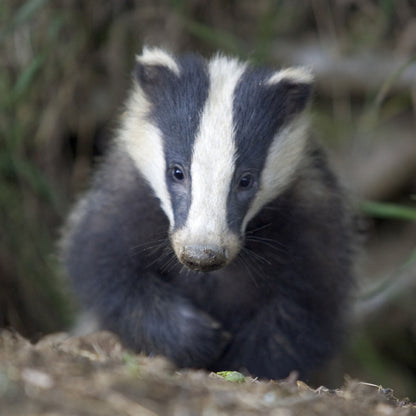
left=61, top=48, right=355, bottom=379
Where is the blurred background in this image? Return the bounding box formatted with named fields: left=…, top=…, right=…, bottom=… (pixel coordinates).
left=1, top=0, right=415, bottom=399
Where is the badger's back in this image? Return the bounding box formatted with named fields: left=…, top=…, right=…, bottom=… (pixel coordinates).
left=61, top=48, right=355, bottom=380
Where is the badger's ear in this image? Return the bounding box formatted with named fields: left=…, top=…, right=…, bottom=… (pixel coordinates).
left=135, top=46, right=180, bottom=88
left=267, top=67, right=313, bottom=117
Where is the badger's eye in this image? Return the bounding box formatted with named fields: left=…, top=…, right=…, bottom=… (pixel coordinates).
left=238, top=173, right=254, bottom=190
left=171, top=166, right=185, bottom=182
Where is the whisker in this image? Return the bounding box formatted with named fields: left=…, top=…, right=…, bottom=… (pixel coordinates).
left=179, top=264, right=188, bottom=276
left=141, top=242, right=172, bottom=270
left=243, top=246, right=272, bottom=265
left=130, top=236, right=168, bottom=253
left=245, top=223, right=273, bottom=235
left=159, top=251, right=178, bottom=273
left=246, top=235, right=287, bottom=254
left=236, top=251, right=259, bottom=287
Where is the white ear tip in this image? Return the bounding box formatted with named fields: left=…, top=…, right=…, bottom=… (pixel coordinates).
left=136, top=45, right=161, bottom=59
left=135, top=46, right=180, bottom=75
left=268, top=67, right=314, bottom=85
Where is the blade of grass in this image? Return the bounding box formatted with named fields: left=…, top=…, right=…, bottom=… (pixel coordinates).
left=11, top=53, right=46, bottom=102
left=2, top=0, right=49, bottom=38
left=360, top=200, right=416, bottom=221
left=0, top=153, right=61, bottom=212
left=374, top=56, right=416, bottom=109
left=360, top=56, right=416, bottom=131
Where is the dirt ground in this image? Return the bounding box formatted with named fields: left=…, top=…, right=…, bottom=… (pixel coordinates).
left=0, top=330, right=415, bottom=416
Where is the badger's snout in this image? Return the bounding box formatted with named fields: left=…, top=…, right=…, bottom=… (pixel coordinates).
left=179, top=244, right=227, bottom=272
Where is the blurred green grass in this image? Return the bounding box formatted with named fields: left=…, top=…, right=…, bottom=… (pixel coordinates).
left=1, top=0, right=73, bottom=335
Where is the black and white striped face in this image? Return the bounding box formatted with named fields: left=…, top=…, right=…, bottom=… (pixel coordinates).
left=121, top=47, right=312, bottom=272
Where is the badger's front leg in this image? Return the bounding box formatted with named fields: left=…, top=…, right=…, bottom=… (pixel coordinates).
left=92, top=273, right=230, bottom=368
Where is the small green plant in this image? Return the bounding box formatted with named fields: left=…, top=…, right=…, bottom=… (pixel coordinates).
left=123, top=353, right=141, bottom=377
left=216, top=371, right=246, bottom=383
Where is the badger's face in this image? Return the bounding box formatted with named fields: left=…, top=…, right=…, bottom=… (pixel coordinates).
left=121, top=47, right=312, bottom=272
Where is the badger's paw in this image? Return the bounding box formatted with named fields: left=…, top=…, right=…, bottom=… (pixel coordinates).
left=161, top=304, right=231, bottom=369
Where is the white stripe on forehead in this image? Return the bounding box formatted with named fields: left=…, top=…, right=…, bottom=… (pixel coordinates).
left=183, top=56, right=247, bottom=244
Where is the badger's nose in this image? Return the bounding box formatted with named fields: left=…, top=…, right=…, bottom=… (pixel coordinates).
left=180, top=245, right=227, bottom=272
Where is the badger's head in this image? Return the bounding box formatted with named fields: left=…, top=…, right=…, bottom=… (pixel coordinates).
left=120, top=47, right=312, bottom=272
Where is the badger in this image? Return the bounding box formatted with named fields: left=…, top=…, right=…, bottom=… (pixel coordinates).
left=61, top=47, right=355, bottom=380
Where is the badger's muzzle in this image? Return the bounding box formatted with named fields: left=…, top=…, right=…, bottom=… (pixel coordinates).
left=179, top=244, right=227, bottom=272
